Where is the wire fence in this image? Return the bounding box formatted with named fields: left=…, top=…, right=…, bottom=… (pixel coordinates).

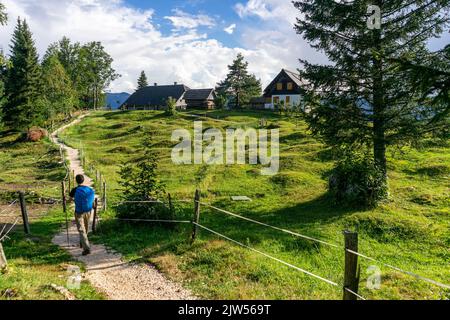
left=105, top=192, right=450, bottom=300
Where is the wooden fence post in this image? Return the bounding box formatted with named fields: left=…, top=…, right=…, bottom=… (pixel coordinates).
left=102, top=181, right=107, bottom=212
left=62, top=181, right=70, bottom=245
left=168, top=193, right=174, bottom=221
left=191, top=190, right=201, bottom=243
left=343, top=230, right=360, bottom=300
left=61, top=181, right=67, bottom=213
left=0, top=242, right=7, bottom=271
left=92, top=198, right=98, bottom=233
left=68, top=172, right=71, bottom=192
left=18, top=191, right=30, bottom=235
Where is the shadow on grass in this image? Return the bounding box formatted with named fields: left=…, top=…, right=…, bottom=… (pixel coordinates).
left=3, top=218, right=70, bottom=267
left=92, top=192, right=360, bottom=260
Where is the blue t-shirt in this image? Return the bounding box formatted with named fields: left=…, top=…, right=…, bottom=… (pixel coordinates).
left=70, top=186, right=95, bottom=214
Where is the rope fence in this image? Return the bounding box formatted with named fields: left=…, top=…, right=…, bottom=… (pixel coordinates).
left=107, top=190, right=449, bottom=300
left=193, top=222, right=340, bottom=287
left=345, top=249, right=450, bottom=290
left=197, top=201, right=340, bottom=249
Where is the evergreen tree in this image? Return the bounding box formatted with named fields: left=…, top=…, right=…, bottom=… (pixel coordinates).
left=217, top=53, right=262, bottom=108
left=395, top=44, right=450, bottom=122
left=0, top=2, right=7, bottom=26
left=118, top=133, right=166, bottom=219
left=137, top=70, right=148, bottom=90
left=0, top=2, right=7, bottom=128
left=3, top=19, right=43, bottom=130
left=293, top=1, right=450, bottom=188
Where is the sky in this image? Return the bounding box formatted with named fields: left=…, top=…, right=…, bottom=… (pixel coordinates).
left=0, top=0, right=448, bottom=93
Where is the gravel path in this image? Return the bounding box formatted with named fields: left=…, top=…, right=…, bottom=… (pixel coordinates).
left=51, top=114, right=195, bottom=300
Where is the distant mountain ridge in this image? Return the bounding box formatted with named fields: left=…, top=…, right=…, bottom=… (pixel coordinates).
left=105, top=92, right=131, bottom=109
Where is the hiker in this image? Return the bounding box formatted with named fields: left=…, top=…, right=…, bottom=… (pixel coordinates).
left=69, top=174, right=95, bottom=256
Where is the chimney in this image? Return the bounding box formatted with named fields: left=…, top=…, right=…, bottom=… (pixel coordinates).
left=174, top=82, right=178, bottom=85
left=154, top=83, right=157, bottom=86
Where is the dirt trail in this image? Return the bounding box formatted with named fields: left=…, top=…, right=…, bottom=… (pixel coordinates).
left=51, top=114, right=194, bottom=300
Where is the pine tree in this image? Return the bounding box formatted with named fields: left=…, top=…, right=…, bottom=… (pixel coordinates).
left=217, top=53, right=262, bottom=108
left=0, top=2, right=7, bottom=128
left=293, top=1, right=450, bottom=187
left=0, top=2, right=7, bottom=26
left=137, top=71, right=148, bottom=90
left=3, top=19, right=43, bottom=130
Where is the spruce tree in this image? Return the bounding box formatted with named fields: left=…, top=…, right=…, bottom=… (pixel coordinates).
left=293, top=1, right=450, bottom=188
left=0, top=2, right=7, bottom=26
left=137, top=71, right=148, bottom=90
left=3, top=19, right=43, bottom=130
left=217, top=53, right=262, bottom=108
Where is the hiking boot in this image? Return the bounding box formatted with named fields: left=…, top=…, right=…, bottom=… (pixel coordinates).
left=82, top=249, right=91, bottom=256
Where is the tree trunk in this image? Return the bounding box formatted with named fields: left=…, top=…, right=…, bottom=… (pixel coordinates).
left=372, top=26, right=388, bottom=183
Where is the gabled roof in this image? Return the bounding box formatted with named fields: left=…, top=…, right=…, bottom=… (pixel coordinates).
left=124, top=84, right=190, bottom=106
left=263, top=69, right=307, bottom=94
left=183, top=89, right=215, bottom=100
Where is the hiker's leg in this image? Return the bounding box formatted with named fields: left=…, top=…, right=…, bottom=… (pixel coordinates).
left=83, top=212, right=91, bottom=234
left=75, top=214, right=90, bottom=251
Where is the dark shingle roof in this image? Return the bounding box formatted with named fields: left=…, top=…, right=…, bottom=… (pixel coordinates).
left=263, top=69, right=308, bottom=94
left=184, top=89, right=215, bottom=100
left=124, top=84, right=190, bottom=106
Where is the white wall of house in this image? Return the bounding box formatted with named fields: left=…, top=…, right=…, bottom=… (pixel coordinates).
left=265, top=94, right=302, bottom=109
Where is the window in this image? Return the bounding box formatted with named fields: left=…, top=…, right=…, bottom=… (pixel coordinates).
left=287, top=82, right=293, bottom=90
left=273, top=96, right=280, bottom=104
left=276, top=83, right=283, bottom=90
left=286, top=96, right=291, bottom=104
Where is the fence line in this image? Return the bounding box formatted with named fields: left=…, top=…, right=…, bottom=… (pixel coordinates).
left=106, top=195, right=450, bottom=294
left=344, top=287, right=366, bottom=300
left=193, top=222, right=340, bottom=287
left=345, top=249, right=450, bottom=290
left=117, top=218, right=192, bottom=224
left=194, top=199, right=450, bottom=292
left=0, top=200, right=18, bottom=216
left=0, top=218, right=20, bottom=242
left=197, top=201, right=340, bottom=249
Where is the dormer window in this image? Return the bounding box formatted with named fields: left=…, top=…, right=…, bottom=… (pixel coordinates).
left=287, top=82, right=293, bottom=90
left=276, top=83, right=283, bottom=90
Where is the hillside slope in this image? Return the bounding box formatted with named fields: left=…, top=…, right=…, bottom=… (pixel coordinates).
left=59, top=110, right=450, bottom=300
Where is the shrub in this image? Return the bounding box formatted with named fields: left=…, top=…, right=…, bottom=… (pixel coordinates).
left=214, top=94, right=227, bottom=109
left=165, top=97, right=177, bottom=116
left=116, top=133, right=168, bottom=220
left=328, top=153, right=388, bottom=208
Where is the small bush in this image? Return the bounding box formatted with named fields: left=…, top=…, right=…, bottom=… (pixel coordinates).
left=165, top=97, right=177, bottom=116
left=328, top=153, right=388, bottom=208
left=116, top=133, right=168, bottom=220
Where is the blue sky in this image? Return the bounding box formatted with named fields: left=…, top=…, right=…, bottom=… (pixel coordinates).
left=0, top=0, right=448, bottom=93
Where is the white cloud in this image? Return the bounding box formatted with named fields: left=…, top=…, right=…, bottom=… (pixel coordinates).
left=224, top=23, right=236, bottom=35
left=164, top=8, right=215, bottom=31
left=0, top=0, right=318, bottom=93
left=235, top=0, right=273, bottom=20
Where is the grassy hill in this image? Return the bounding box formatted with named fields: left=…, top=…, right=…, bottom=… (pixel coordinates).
left=59, top=110, right=449, bottom=300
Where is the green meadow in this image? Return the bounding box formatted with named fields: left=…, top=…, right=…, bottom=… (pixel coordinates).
left=57, top=110, right=449, bottom=300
